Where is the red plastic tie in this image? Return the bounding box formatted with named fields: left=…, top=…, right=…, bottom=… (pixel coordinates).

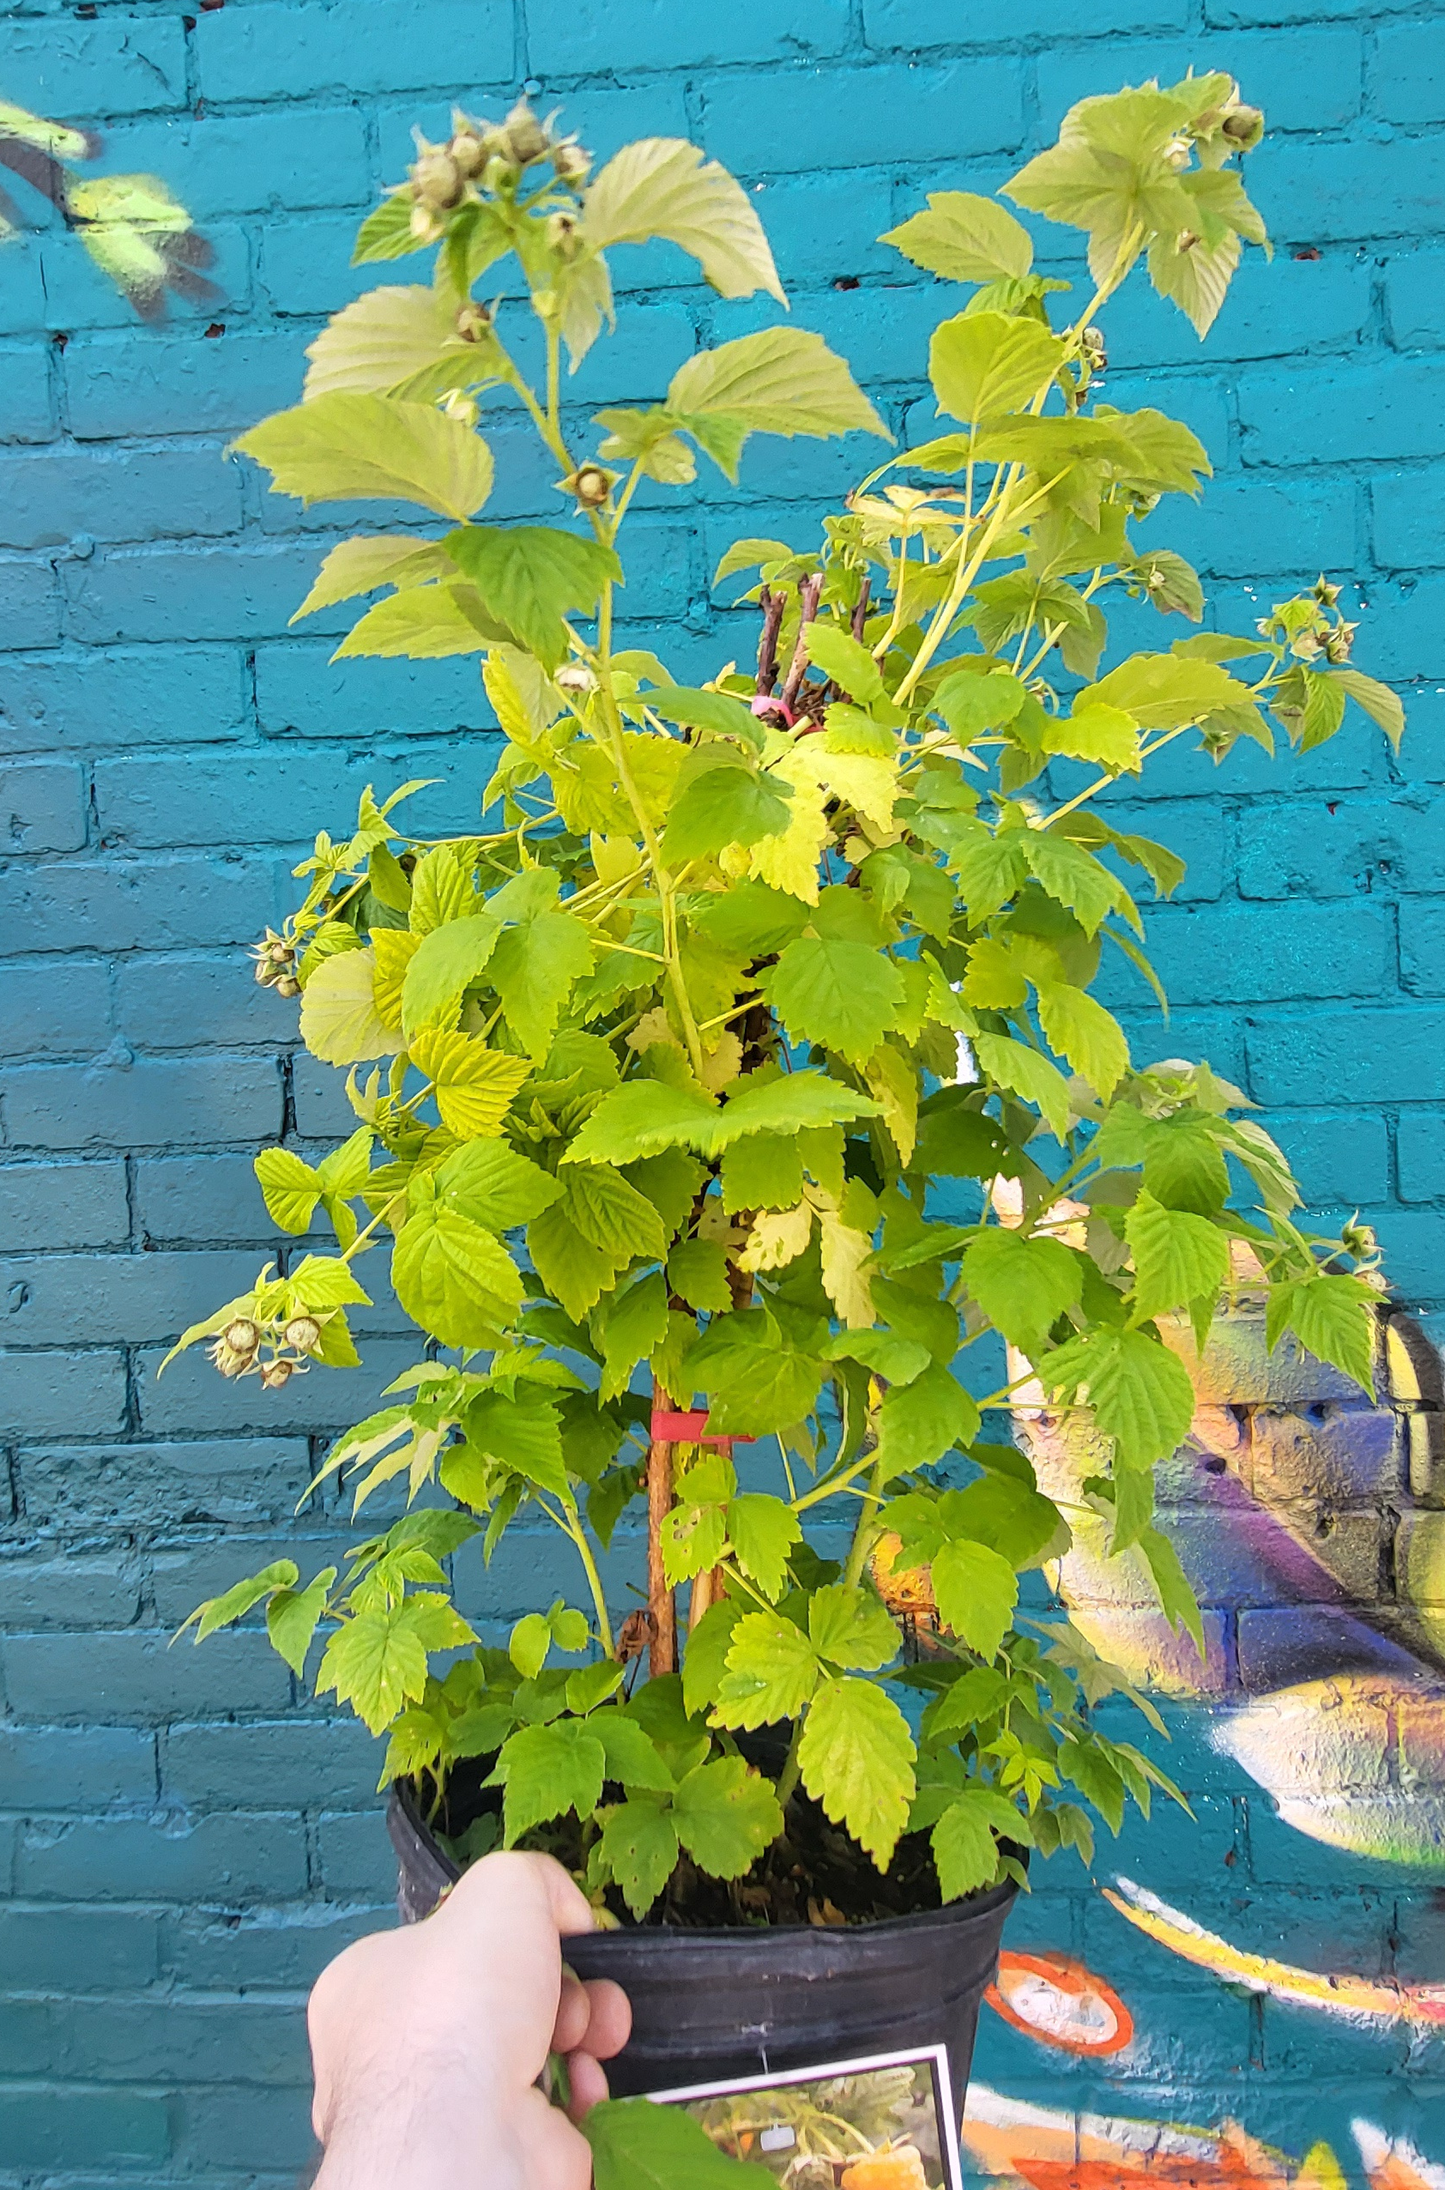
left=649, top=1408, right=745, bottom=1449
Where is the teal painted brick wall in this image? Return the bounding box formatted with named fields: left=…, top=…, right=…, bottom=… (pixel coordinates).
left=2, top=2, right=1445, bottom=2183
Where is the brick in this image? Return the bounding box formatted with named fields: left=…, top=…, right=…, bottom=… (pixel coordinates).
left=115, top=953, right=299, bottom=1050
left=1371, top=21, right=1445, bottom=126
left=1254, top=132, right=1445, bottom=248
left=254, top=640, right=496, bottom=741
left=261, top=214, right=390, bottom=318
left=0, top=757, right=88, bottom=851
left=1111, top=899, right=1396, bottom=1007
left=0, top=1347, right=128, bottom=1437
left=171, top=2079, right=318, bottom=2173
left=531, top=0, right=849, bottom=73
left=868, top=0, right=1187, bottom=44
left=165, top=1900, right=385, bottom=1989
left=200, top=0, right=513, bottom=102
left=65, top=330, right=307, bottom=441
left=1035, top=28, right=1363, bottom=138
left=0, top=1902, right=161, bottom=1990
left=64, top=541, right=352, bottom=648
left=0, top=1555, right=143, bottom=1631
left=1163, top=476, right=1357, bottom=582
left=134, top=1152, right=276, bottom=1244
left=0, top=849, right=290, bottom=955
left=1240, top=356, right=1445, bottom=466
left=96, top=107, right=371, bottom=223
left=0, top=1724, right=155, bottom=1807
left=1237, top=794, right=1445, bottom=899
left=0, top=1055, right=284, bottom=1152
left=0, top=343, right=55, bottom=444
left=0, top=445, right=243, bottom=552
left=750, top=173, right=898, bottom=287
left=291, top=1051, right=358, bottom=1140
left=1386, top=248, right=1445, bottom=351
left=95, top=741, right=491, bottom=849
left=1364, top=1206, right=1445, bottom=1308
left=0, top=1248, right=259, bottom=1348
left=23, top=1994, right=312, bottom=2086
left=318, top=1806, right=397, bottom=1897
left=1360, top=576, right=1445, bottom=684
left=1246, top=1006, right=1445, bottom=1104
left=1098, top=799, right=1227, bottom=901
left=0, top=2082, right=171, bottom=2171
left=1265, top=1108, right=1391, bottom=1206
left=164, top=1717, right=376, bottom=1809
left=0, top=14, right=187, bottom=118
left=0, top=237, right=46, bottom=338
left=698, top=60, right=1026, bottom=175
left=1398, top=1109, right=1445, bottom=1200
left=147, top=1533, right=356, bottom=1625
left=2, top=1630, right=293, bottom=1726
left=0, top=557, right=63, bottom=649
left=14, top=1806, right=307, bottom=1897
left=19, top=1436, right=310, bottom=1526
left=0, top=960, right=112, bottom=1059
left=39, top=222, right=253, bottom=340
left=1373, top=466, right=1445, bottom=569
left=0, top=645, right=249, bottom=756
left=1102, top=252, right=1369, bottom=375
left=0, top=1159, right=129, bottom=1249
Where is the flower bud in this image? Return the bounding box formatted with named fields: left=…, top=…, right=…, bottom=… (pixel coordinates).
left=410, top=199, right=447, bottom=244
left=1314, top=574, right=1342, bottom=609
left=552, top=140, right=591, bottom=187
left=1163, top=135, right=1191, bottom=171
left=502, top=98, right=549, bottom=167
left=1324, top=624, right=1357, bottom=665
left=225, top=1318, right=261, bottom=1357
left=545, top=211, right=580, bottom=261
left=284, top=1315, right=322, bottom=1354
left=449, top=126, right=489, bottom=179
left=260, top=1358, right=295, bottom=1390
left=413, top=147, right=465, bottom=210
left=441, top=389, right=479, bottom=427
left=454, top=300, right=492, bottom=344
left=208, top=1335, right=253, bottom=1379
left=275, top=975, right=301, bottom=999
left=561, top=462, right=613, bottom=510
left=555, top=661, right=598, bottom=697
left=1221, top=102, right=1264, bottom=151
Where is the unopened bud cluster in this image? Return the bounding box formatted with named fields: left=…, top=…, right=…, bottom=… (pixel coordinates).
left=251, top=928, right=299, bottom=999
left=208, top=1311, right=325, bottom=1387
left=1258, top=578, right=1357, bottom=663
left=406, top=98, right=592, bottom=243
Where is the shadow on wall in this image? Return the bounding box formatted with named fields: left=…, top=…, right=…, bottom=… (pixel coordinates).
left=957, top=1299, right=1445, bottom=2190
left=0, top=95, right=216, bottom=318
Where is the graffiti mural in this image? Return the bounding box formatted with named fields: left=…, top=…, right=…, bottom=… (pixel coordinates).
left=957, top=1274, right=1445, bottom=2184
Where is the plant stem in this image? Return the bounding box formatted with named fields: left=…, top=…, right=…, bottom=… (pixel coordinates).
left=842, top=1451, right=888, bottom=1590
left=563, top=1507, right=614, bottom=1659
left=775, top=1712, right=806, bottom=1806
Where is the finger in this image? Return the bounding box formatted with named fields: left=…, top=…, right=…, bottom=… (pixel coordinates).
left=564, top=2048, right=612, bottom=2120
left=578, top=1976, right=631, bottom=2062
left=551, top=1967, right=593, bottom=2057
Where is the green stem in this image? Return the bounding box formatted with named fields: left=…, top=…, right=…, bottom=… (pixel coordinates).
left=842, top=1451, right=889, bottom=1589
left=775, top=1712, right=806, bottom=1806
left=564, top=1507, right=615, bottom=1658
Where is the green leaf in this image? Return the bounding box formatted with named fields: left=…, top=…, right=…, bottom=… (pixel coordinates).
left=407, top=1030, right=533, bottom=1140
left=682, top=1598, right=744, bottom=1719
left=665, top=327, right=888, bottom=481
left=599, top=1797, right=680, bottom=1918
left=1279, top=1271, right=1378, bottom=1397
left=585, top=2098, right=771, bottom=2190
left=316, top=1597, right=474, bottom=1735
left=489, top=904, right=595, bottom=1063
left=808, top=1583, right=899, bottom=1672
left=1124, top=1190, right=1231, bottom=1320
left=409, top=842, right=477, bottom=934
left=961, top=1227, right=1083, bottom=1355
left=528, top=1167, right=666, bottom=1323
left=1022, top=831, right=1130, bottom=937
left=509, top=1611, right=553, bottom=1680
left=765, top=936, right=906, bottom=1066
left=1048, top=703, right=1143, bottom=772
left=726, top=1494, right=802, bottom=1600
left=683, top=1309, right=826, bottom=1439
left=642, top=685, right=765, bottom=748
left=798, top=1676, right=916, bottom=1868
left=1035, top=981, right=1130, bottom=1099
left=1043, top=1325, right=1196, bottom=1469
left=804, top=621, right=890, bottom=708
left=667, top=1238, right=733, bottom=1315
left=300, top=949, right=399, bottom=1066
left=493, top=1720, right=607, bottom=1843
left=352, top=190, right=421, bottom=264
left=401, top=913, right=502, bottom=1033
left=661, top=761, right=792, bottom=866
left=292, top=535, right=457, bottom=622
left=333, top=580, right=505, bottom=660
left=438, top=1138, right=562, bottom=1231
left=883, top=191, right=1034, bottom=283
left=672, top=1755, right=784, bottom=1877
left=595, top=1712, right=677, bottom=1793
left=1085, top=652, right=1250, bottom=732
left=562, top=1079, right=721, bottom=1166
left=931, top=1786, right=1020, bottom=1901
left=720, top=1133, right=804, bottom=1214
left=1136, top=1524, right=1206, bottom=1653
left=233, top=393, right=494, bottom=521
left=392, top=1205, right=524, bottom=1347
left=973, top=1033, right=1073, bottom=1139
left=582, top=137, right=784, bottom=302
left=931, top=1539, right=1018, bottom=1659
left=445, top=525, right=622, bottom=670
left=595, top=1271, right=671, bottom=1402
left=302, top=284, right=469, bottom=400
left=712, top=1610, right=819, bottom=1730
left=929, top=310, right=1064, bottom=427
left=183, top=1559, right=298, bottom=1645
left=254, top=1147, right=323, bottom=1235
left=875, top=1363, right=980, bottom=1475
left=1330, top=667, right=1405, bottom=751
left=266, top=1568, right=335, bottom=1674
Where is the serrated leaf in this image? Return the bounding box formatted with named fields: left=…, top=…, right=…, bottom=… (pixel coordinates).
left=683, top=1308, right=826, bottom=1439
left=184, top=1560, right=298, bottom=1645
left=1043, top=1325, right=1196, bottom=1469
left=973, top=1033, right=1073, bottom=1140
left=316, top=1596, right=472, bottom=1735
left=401, top=913, right=502, bottom=1033
left=351, top=190, right=420, bottom=264
left=720, top=1132, right=804, bottom=1214
left=392, top=1205, right=524, bottom=1347
left=584, top=2098, right=770, bottom=2190
left=667, top=1237, right=733, bottom=1315
left=594, top=1270, right=670, bottom=1402
left=594, top=1712, right=676, bottom=1794
left=254, top=1147, right=322, bottom=1235
left=931, top=1786, right=1020, bottom=1900
left=661, top=760, right=792, bottom=866
left=599, top=1797, right=679, bottom=1918
left=445, top=524, right=621, bottom=670
left=494, top=1719, right=607, bottom=1843
left=673, top=1755, right=783, bottom=1877
left=489, top=905, right=595, bottom=1062
left=712, top=1610, right=819, bottom=1730
left=583, top=137, right=784, bottom=301
left=798, top=1676, right=916, bottom=1868
left=1330, top=667, right=1405, bottom=751
left=1281, top=1271, right=1378, bottom=1397
left=643, top=685, right=766, bottom=747
left=334, top=580, right=504, bottom=660
left=929, top=310, right=1064, bottom=427
left=1022, top=831, right=1130, bottom=938
left=804, top=620, right=889, bottom=708
left=1124, top=1190, right=1231, bottom=1320
left=293, top=535, right=456, bottom=622
left=726, top=1494, right=801, bottom=1600
left=303, top=284, right=466, bottom=400
left=300, top=949, right=399, bottom=1066
left=1048, top=703, right=1142, bottom=772
left=962, top=1227, right=1083, bottom=1355
left=931, top=1539, right=1018, bottom=1659
left=682, top=1598, right=744, bottom=1719
left=233, top=393, right=494, bottom=521
left=408, top=1030, right=532, bottom=1140
left=1085, top=652, right=1250, bottom=732
left=1035, top=980, right=1130, bottom=1099
left=884, top=191, right=1034, bottom=283
left=436, top=1138, right=561, bottom=1231
left=808, top=1583, right=899, bottom=1672
left=765, top=936, right=906, bottom=1066
left=875, top=1363, right=980, bottom=1475
left=665, top=327, right=887, bottom=481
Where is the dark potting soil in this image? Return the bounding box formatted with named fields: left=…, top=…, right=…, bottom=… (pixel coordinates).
left=423, top=1747, right=948, bottom=1930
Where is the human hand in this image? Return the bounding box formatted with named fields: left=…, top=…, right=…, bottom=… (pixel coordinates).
left=307, top=1851, right=631, bottom=2189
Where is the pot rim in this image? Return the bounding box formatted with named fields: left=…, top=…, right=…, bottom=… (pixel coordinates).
left=390, top=1777, right=1022, bottom=1942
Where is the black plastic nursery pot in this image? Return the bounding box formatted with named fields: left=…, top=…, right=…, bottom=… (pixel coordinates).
left=387, top=1777, right=1018, bottom=2116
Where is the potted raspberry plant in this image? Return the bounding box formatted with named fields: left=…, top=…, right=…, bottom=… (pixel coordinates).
left=171, top=77, right=1399, bottom=2180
